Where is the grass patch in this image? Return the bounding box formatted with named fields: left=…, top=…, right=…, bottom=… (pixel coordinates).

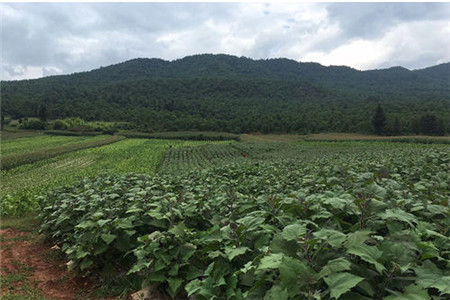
left=0, top=130, right=45, bottom=140
left=1, top=135, right=125, bottom=170
left=0, top=273, right=29, bottom=286
left=0, top=215, right=38, bottom=232
left=0, top=283, right=55, bottom=300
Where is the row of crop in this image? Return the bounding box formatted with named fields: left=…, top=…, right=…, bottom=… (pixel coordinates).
left=0, top=139, right=230, bottom=216
left=39, top=147, right=450, bottom=299
left=1, top=135, right=110, bottom=157
left=121, top=131, right=240, bottom=141
left=157, top=143, right=244, bottom=174
left=1, top=135, right=125, bottom=171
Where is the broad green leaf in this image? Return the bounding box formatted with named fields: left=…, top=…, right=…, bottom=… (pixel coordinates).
left=319, top=258, right=352, bottom=278
left=417, top=241, right=440, bottom=260
left=378, top=209, right=418, bottom=227
left=185, top=279, right=202, bottom=297
left=75, top=220, right=96, bottom=229
left=127, top=261, right=151, bottom=275
left=281, top=223, right=307, bottom=241
left=80, top=258, right=93, bottom=271
left=322, top=197, right=349, bottom=210
left=225, top=246, right=250, bottom=261
left=383, top=284, right=430, bottom=300
left=347, top=244, right=385, bottom=274
left=324, top=272, right=364, bottom=299
left=257, top=253, right=284, bottom=270
left=147, top=271, right=166, bottom=282
left=97, top=219, right=110, bottom=227
left=167, top=277, right=183, bottom=298
left=264, top=284, right=288, bottom=300
left=314, top=229, right=347, bottom=248
left=414, top=260, right=450, bottom=294
left=169, top=223, right=187, bottom=239
left=279, top=256, right=314, bottom=296
left=101, top=233, right=116, bottom=245
left=344, top=230, right=373, bottom=249
left=365, top=183, right=387, bottom=199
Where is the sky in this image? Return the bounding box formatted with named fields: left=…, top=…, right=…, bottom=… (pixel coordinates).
left=1, top=2, right=449, bottom=80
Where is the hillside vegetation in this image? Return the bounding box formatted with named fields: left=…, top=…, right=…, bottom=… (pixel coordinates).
left=2, top=54, right=449, bottom=134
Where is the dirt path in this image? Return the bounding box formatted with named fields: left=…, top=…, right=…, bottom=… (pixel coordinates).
left=0, top=227, right=94, bottom=299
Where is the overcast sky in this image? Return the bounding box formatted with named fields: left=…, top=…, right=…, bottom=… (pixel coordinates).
left=1, top=2, right=449, bottom=80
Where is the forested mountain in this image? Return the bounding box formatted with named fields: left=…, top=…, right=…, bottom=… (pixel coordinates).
left=1, top=54, right=449, bottom=134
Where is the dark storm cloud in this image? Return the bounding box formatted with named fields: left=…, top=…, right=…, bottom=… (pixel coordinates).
left=1, top=2, right=449, bottom=80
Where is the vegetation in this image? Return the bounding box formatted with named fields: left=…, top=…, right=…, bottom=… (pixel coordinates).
left=121, top=131, right=239, bottom=141
left=2, top=54, right=449, bottom=135
left=372, top=104, right=387, bottom=135
left=38, top=143, right=450, bottom=299
left=1, top=135, right=124, bottom=171
left=0, top=138, right=229, bottom=216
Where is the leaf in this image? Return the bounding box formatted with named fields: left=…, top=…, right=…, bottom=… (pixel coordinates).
left=167, top=277, right=183, bottom=298
left=417, top=241, right=440, bottom=260
left=264, top=284, right=288, bottom=300
left=378, top=209, right=418, bottom=227
left=75, top=220, right=96, bottom=229
left=344, top=230, right=373, bottom=249
left=147, top=271, right=166, bottom=282
left=185, top=279, right=202, bottom=297
left=257, top=253, right=284, bottom=270
left=116, top=219, right=134, bottom=229
left=414, top=260, right=450, bottom=294
left=224, top=246, right=250, bottom=261
left=279, top=256, right=314, bottom=296
left=324, top=272, right=364, bottom=299
left=79, top=258, right=93, bottom=271
left=322, top=196, right=349, bottom=210
left=127, top=261, right=151, bottom=275
left=101, top=233, right=116, bottom=245
left=383, top=284, right=430, bottom=300
left=281, top=223, right=307, bottom=241
left=347, top=244, right=385, bottom=274
left=365, top=183, right=387, bottom=199
left=319, top=258, right=352, bottom=278
left=169, top=223, right=187, bottom=239
left=314, top=229, right=347, bottom=248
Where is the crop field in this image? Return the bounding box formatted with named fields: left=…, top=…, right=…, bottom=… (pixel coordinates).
left=1, top=134, right=113, bottom=157
left=1, top=138, right=230, bottom=216
left=1, top=136, right=449, bottom=299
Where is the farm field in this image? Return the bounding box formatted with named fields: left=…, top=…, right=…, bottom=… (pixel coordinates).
left=0, top=134, right=114, bottom=157
left=1, top=137, right=232, bottom=216
left=1, top=136, right=449, bottom=299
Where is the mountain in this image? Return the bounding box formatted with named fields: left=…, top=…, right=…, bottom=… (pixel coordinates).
left=1, top=54, right=449, bottom=134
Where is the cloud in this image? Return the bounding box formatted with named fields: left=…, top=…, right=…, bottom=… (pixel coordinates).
left=301, top=19, right=450, bottom=70
left=1, top=2, right=449, bottom=80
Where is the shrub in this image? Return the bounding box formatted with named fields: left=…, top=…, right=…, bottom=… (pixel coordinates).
left=19, top=119, right=47, bottom=130
left=53, top=120, right=68, bottom=130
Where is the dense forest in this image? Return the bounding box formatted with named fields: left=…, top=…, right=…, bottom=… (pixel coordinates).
left=1, top=54, right=449, bottom=134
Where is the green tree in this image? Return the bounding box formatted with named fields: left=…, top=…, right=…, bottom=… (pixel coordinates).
left=38, top=104, right=48, bottom=122
left=372, top=104, right=386, bottom=135
left=420, top=114, right=445, bottom=135
left=392, top=117, right=402, bottom=135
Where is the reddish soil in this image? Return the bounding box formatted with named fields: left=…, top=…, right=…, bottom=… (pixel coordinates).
left=0, top=227, right=94, bottom=299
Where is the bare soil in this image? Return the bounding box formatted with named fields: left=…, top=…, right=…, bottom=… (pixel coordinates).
left=0, top=227, right=94, bottom=299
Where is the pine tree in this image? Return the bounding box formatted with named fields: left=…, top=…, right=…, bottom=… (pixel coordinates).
left=372, top=104, right=386, bottom=135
